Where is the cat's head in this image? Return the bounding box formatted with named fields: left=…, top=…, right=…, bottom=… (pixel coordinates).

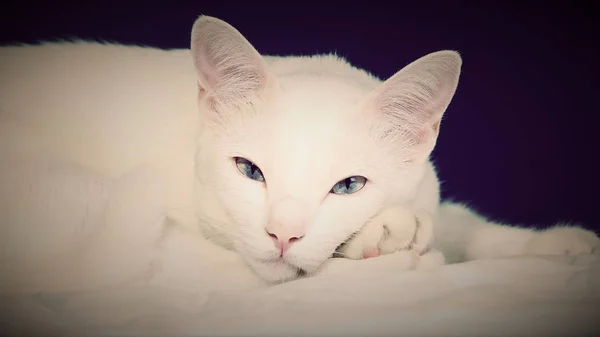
left=191, top=16, right=461, bottom=283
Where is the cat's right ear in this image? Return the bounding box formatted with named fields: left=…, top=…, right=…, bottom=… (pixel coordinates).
left=190, top=16, right=275, bottom=111
left=363, top=50, right=462, bottom=163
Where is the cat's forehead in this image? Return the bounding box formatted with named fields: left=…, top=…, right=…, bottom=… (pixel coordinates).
left=237, top=54, right=382, bottom=134
left=256, top=81, right=378, bottom=174
left=264, top=54, right=380, bottom=89
left=264, top=77, right=373, bottom=147
left=276, top=81, right=364, bottom=119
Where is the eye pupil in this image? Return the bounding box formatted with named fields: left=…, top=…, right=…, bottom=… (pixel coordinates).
left=345, top=178, right=352, bottom=190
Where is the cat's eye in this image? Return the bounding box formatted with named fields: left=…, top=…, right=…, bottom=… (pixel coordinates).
left=235, top=157, right=265, bottom=182
left=330, top=176, right=367, bottom=195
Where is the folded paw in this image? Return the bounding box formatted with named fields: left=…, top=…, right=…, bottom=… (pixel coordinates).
left=337, top=206, right=435, bottom=260
left=525, top=225, right=599, bottom=256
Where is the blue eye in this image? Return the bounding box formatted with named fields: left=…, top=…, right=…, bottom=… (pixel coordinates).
left=330, top=176, right=367, bottom=195
left=235, top=157, right=265, bottom=182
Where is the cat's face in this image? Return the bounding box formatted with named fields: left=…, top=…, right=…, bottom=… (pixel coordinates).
left=191, top=16, right=461, bottom=283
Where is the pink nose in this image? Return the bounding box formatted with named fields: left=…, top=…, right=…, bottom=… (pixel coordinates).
left=265, top=225, right=305, bottom=257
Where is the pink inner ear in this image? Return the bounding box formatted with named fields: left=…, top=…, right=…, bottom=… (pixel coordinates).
left=194, top=46, right=221, bottom=92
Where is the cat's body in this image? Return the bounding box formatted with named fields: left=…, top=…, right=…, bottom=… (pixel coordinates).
left=0, top=16, right=598, bottom=290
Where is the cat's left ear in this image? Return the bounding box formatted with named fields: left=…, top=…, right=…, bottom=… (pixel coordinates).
left=365, top=51, right=462, bottom=161
left=190, top=16, right=276, bottom=112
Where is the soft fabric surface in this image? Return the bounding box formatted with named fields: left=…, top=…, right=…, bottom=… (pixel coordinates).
left=1, top=254, right=599, bottom=337
left=1, top=157, right=599, bottom=337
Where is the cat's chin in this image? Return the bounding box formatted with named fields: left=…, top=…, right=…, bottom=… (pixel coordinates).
left=234, top=238, right=335, bottom=283
left=244, top=256, right=303, bottom=284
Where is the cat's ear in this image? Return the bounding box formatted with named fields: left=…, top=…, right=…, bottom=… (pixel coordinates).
left=190, top=16, right=275, bottom=110
left=366, top=50, right=461, bottom=161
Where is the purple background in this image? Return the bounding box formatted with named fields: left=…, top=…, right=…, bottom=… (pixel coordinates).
left=2, top=2, right=598, bottom=232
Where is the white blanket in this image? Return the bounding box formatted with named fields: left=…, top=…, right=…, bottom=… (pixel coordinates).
left=1, top=157, right=599, bottom=337
left=2, top=254, right=599, bottom=337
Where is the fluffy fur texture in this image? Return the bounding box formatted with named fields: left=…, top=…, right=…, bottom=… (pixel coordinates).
left=0, top=15, right=598, bottom=288
left=338, top=207, right=437, bottom=260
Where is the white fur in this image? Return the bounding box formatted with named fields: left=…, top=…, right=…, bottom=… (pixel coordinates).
left=335, top=206, right=444, bottom=272
left=337, top=207, right=435, bottom=259
left=0, top=15, right=598, bottom=289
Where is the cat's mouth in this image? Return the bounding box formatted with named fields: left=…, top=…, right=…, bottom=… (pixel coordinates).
left=239, top=238, right=343, bottom=279
left=242, top=253, right=306, bottom=283
left=256, top=253, right=317, bottom=275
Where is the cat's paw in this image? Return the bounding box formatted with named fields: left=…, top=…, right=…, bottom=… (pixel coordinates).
left=337, top=206, right=434, bottom=260
left=525, top=226, right=600, bottom=256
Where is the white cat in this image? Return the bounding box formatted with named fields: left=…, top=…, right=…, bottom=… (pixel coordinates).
left=0, top=15, right=598, bottom=289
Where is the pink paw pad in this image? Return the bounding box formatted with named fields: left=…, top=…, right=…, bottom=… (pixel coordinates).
left=362, top=248, right=380, bottom=259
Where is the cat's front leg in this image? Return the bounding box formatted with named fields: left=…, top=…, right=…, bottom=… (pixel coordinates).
left=336, top=206, right=438, bottom=263
left=435, top=202, right=599, bottom=263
